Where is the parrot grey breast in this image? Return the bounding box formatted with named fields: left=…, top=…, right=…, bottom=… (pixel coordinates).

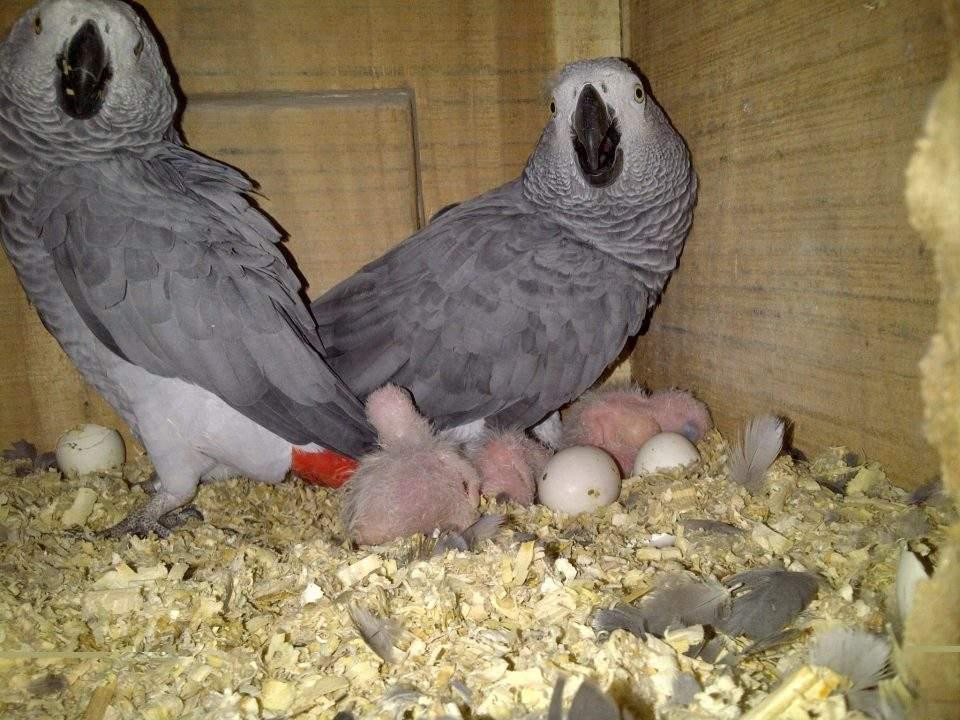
left=32, top=144, right=376, bottom=457
left=311, top=180, right=647, bottom=431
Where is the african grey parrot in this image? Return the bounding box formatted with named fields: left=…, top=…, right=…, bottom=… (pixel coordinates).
left=0, top=0, right=376, bottom=536
left=312, top=57, right=698, bottom=444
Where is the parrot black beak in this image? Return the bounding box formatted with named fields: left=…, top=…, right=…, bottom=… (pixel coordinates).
left=572, top=83, right=623, bottom=188
left=58, top=20, right=111, bottom=120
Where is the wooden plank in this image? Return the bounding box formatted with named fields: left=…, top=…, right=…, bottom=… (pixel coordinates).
left=627, top=0, right=949, bottom=485
left=181, top=90, right=419, bottom=295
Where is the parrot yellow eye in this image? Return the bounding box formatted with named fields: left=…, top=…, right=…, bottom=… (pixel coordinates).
left=33, top=16, right=43, bottom=34
left=133, top=36, right=144, bottom=58
left=634, top=84, right=644, bottom=102
left=549, top=99, right=556, bottom=116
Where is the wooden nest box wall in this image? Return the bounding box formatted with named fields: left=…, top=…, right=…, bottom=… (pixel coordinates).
left=0, top=0, right=955, bottom=494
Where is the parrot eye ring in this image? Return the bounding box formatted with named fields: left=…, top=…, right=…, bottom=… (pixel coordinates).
left=634, top=84, right=644, bottom=102
left=33, top=16, right=42, bottom=35
left=134, top=37, right=144, bottom=58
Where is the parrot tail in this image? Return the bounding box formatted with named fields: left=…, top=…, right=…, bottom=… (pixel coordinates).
left=291, top=447, right=358, bottom=488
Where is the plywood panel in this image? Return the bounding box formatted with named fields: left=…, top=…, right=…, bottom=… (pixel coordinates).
left=181, top=91, right=419, bottom=294
left=627, top=0, right=948, bottom=485
left=142, top=0, right=621, bottom=216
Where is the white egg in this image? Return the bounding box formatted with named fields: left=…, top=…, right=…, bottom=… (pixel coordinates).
left=538, top=445, right=621, bottom=514
left=55, top=423, right=126, bottom=477
left=632, top=432, right=700, bottom=475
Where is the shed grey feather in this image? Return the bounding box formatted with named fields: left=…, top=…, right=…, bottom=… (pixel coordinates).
left=728, top=414, right=784, bottom=493
left=568, top=680, right=621, bottom=720
left=348, top=604, right=400, bottom=664
left=808, top=628, right=892, bottom=691
left=593, top=574, right=730, bottom=638
left=718, top=567, right=818, bottom=640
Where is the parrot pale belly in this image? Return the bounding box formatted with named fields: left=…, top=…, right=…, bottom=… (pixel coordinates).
left=313, top=58, right=698, bottom=437
left=0, top=0, right=374, bottom=535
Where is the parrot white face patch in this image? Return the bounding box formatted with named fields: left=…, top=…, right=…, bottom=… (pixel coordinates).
left=0, top=0, right=176, bottom=148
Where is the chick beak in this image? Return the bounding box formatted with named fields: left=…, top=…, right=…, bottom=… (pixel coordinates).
left=58, top=20, right=111, bottom=119
left=572, top=83, right=623, bottom=187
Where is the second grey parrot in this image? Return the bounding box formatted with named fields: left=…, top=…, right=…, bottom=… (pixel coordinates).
left=0, top=0, right=376, bottom=536
left=312, top=58, right=698, bottom=442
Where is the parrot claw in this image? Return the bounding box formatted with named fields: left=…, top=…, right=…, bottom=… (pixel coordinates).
left=159, top=505, right=204, bottom=529
left=99, top=493, right=201, bottom=539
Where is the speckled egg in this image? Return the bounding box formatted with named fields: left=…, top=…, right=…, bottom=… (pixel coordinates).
left=55, top=424, right=126, bottom=477
left=537, top=445, right=621, bottom=514
left=632, top=432, right=700, bottom=475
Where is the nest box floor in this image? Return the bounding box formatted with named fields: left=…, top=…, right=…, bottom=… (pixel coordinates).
left=0, top=431, right=953, bottom=719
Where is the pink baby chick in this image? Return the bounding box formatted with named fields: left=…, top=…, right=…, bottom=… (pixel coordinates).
left=468, top=429, right=551, bottom=506
left=340, top=385, right=480, bottom=545
left=561, top=385, right=712, bottom=473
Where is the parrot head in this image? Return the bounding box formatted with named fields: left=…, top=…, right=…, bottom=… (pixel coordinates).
left=0, top=0, right=176, bottom=151
left=524, top=57, right=690, bottom=205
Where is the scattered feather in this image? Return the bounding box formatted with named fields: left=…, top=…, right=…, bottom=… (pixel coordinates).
left=847, top=685, right=909, bottom=720
left=411, top=514, right=505, bottom=561
left=548, top=676, right=566, bottom=720
left=907, top=477, right=943, bottom=506
left=2, top=439, right=37, bottom=461
left=449, top=677, right=472, bottom=703
left=594, top=574, right=730, bottom=638
left=718, top=567, right=818, bottom=640
left=680, top=518, right=744, bottom=536
left=894, top=547, right=929, bottom=635
left=2, top=439, right=58, bottom=476
left=460, top=514, right=505, bottom=547
left=728, top=414, right=784, bottom=493
left=669, top=672, right=702, bottom=706
left=568, top=679, right=620, bottom=720
left=592, top=604, right=649, bottom=638
left=29, top=673, right=68, bottom=697
left=808, top=628, right=892, bottom=691
left=348, top=604, right=400, bottom=663
left=888, top=507, right=930, bottom=541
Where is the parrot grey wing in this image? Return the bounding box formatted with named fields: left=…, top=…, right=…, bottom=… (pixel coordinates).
left=313, top=184, right=646, bottom=430
left=34, top=151, right=375, bottom=456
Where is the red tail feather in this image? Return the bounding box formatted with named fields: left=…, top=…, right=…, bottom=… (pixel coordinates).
left=291, top=448, right=357, bottom=488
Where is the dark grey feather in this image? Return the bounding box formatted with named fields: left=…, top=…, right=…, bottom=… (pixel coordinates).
left=718, top=567, right=818, bottom=640
left=669, top=672, right=702, bottom=706
left=908, top=477, right=943, bottom=505
left=421, top=514, right=506, bottom=559
left=568, top=680, right=620, bottom=720
left=2, top=439, right=36, bottom=461
left=592, top=604, right=649, bottom=638
left=594, top=574, right=731, bottom=638
left=348, top=605, right=400, bottom=663
left=548, top=676, right=566, bottom=720
left=727, top=414, right=784, bottom=493
left=460, top=514, right=505, bottom=547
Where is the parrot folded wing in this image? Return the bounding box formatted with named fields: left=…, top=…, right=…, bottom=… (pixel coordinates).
left=312, top=184, right=648, bottom=431
left=33, top=149, right=374, bottom=456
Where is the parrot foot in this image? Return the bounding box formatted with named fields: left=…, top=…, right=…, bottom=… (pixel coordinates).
left=159, top=505, right=204, bottom=529
left=140, top=471, right=161, bottom=494
left=100, top=492, right=201, bottom=539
